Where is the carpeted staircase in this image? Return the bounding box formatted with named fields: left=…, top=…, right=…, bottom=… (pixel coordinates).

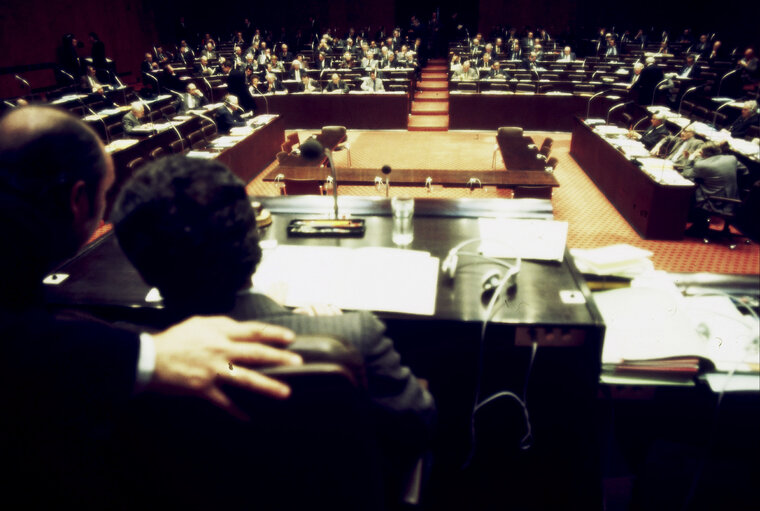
left=408, top=59, right=449, bottom=131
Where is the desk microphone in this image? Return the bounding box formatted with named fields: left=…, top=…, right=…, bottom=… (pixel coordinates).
left=75, top=95, right=110, bottom=145
left=586, top=89, right=610, bottom=119
left=652, top=78, right=670, bottom=106
left=381, top=164, right=391, bottom=197
left=251, top=84, right=269, bottom=114
left=143, top=72, right=161, bottom=95
left=712, top=100, right=734, bottom=129
left=716, top=68, right=739, bottom=97
left=605, top=101, right=632, bottom=125
left=678, top=84, right=702, bottom=116
left=301, top=138, right=339, bottom=218
left=14, top=74, right=31, bottom=94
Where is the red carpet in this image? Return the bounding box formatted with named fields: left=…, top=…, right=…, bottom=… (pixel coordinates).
left=247, top=130, right=759, bottom=275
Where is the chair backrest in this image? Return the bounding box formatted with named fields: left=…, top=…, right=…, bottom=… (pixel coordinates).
left=545, top=156, right=559, bottom=171
left=114, top=336, right=391, bottom=511
left=488, top=82, right=510, bottom=92
left=126, top=157, right=146, bottom=171
left=169, top=139, right=185, bottom=154
left=187, top=130, right=206, bottom=149
left=319, top=126, right=347, bottom=150
left=456, top=82, right=477, bottom=92
left=149, top=146, right=166, bottom=160
left=539, top=137, right=553, bottom=157
left=282, top=177, right=325, bottom=196
left=286, top=132, right=300, bottom=147
left=515, top=82, right=536, bottom=93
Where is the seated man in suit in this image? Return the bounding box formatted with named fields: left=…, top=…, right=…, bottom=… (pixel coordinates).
left=727, top=100, right=759, bottom=139
left=604, top=38, right=619, bottom=59
left=111, top=155, right=436, bottom=459
left=325, top=73, right=350, bottom=93
left=677, top=54, right=700, bottom=79
left=122, top=101, right=147, bottom=135
left=81, top=65, right=110, bottom=94
left=666, top=126, right=703, bottom=168
left=453, top=60, right=478, bottom=81
left=178, top=82, right=208, bottom=114
left=682, top=142, right=742, bottom=236
left=201, top=42, right=217, bottom=61
left=507, top=40, right=522, bottom=61
left=487, top=60, right=510, bottom=80
left=632, top=113, right=670, bottom=150
left=215, top=95, right=248, bottom=134
left=360, top=69, right=385, bottom=92
left=297, top=73, right=320, bottom=93
left=278, top=43, right=293, bottom=64
left=263, top=73, right=285, bottom=93
left=558, top=46, right=576, bottom=62
left=289, top=59, right=305, bottom=82
left=521, top=52, right=545, bottom=73
left=195, top=56, right=214, bottom=76
left=0, top=106, right=302, bottom=508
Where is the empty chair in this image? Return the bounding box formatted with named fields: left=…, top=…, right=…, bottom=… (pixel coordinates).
left=286, top=132, right=300, bottom=149
left=539, top=137, right=553, bottom=157
left=568, top=73, right=586, bottom=81
left=201, top=122, right=216, bottom=140
left=515, top=82, right=536, bottom=93
left=106, top=122, right=123, bottom=141
left=160, top=105, right=176, bottom=120
left=514, top=73, right=532, bottom=81
left=545, top=156, right=559, bottom=172
left=542, top=73, right=559, bottom=81
left=488, top=82, right=511, bottom=92
left=149, top=146, right=167, bottom=160
left=320, top=126, right=351, bottom=166
left=169, top=139, right=185, bottom=154
left=513, top=185, right=553, bottom=199
left=573, top=84, right=595, bottom=94
left=495, top=127, right=546, bottom=170
left=187, top=130, right=206, bottom=149
left=126, top=157, right=146, bottom=172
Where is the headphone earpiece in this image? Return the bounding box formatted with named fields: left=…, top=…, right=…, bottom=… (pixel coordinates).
left=481, top=269, right=502, bottom=295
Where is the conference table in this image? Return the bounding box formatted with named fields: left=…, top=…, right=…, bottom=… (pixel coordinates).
left=43, top=196, right=604, bottom=510
left=569, top=117, right=695, bottom=240
left=252, top=91, right=410, bottom=129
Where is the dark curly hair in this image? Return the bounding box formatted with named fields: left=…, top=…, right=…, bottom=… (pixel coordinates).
left=112, top=156, right=261, bottom=314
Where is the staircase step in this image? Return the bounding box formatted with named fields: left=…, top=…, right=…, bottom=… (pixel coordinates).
left=418, top=80, right=449, bottom=91
left=408, top=114, right=449, bottom=131
left=421, top=72, right=448, bottom=80
left=424, top=66, right=447, bottom=72
left=414, top=91, right=449, bottom=101
left=411, top=102, right=449, bottom=115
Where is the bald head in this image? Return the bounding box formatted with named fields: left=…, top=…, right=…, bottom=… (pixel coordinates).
left=0, top=106, right=109, bottom=206
left=0, top=107, right=114, bottom=292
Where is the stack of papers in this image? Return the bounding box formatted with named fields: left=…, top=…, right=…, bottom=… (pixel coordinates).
left=571, top=244, right=653, bottom=278
left=252, top=245, right=439, bottom=316
left=478, top=219, right=568, bottom=262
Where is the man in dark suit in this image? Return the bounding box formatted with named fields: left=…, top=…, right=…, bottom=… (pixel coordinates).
left=216, top=95, right=248, bottom=134
left=558, top=46, right=577, bottom=62
left=263, top=72, right=285, bottom=93
left=637, top=114, right=670, bottom=150
left=325, top=73, right=350, bottom=93
left=0, top=106, right=303, bottom=508
left=631, top=57, right=664, bottom=105
left=178, top=82, right=209, bottom=114
left=224, top=62, right=255, bottom=111
left=122, top=101, right=146, bottom=135
left=111, top=155, right=436, bottom=448
left=677, top=54, right=700, bottom=79
left=728, top=100, right=759, bottom=139
left=487, top=60, right=510, bottom=80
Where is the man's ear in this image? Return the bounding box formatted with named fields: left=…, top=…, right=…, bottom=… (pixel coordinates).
left=69, top=180, right=91, bottom=223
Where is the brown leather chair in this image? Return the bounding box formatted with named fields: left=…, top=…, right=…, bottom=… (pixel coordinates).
left=282, top=177, right=325, bottom=196
left=320, top=126, right=351, bottom=166
left=113, top=336, right=421, bottom=511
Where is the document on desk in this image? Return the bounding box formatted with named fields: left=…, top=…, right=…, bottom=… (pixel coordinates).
left=478, top=218, right=568, bottom=262
left=252, top=245, right=439, bottom=315
left=596, top=285, right=759, bottom=375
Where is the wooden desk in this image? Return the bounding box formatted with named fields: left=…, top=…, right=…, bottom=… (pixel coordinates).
left=449, top=92, right=619, bottom=130
left=265, top=165, right=559, bottom=194
left=252, top=91, right=409, bottom=129
left=570, top=117, right=695, bottom=240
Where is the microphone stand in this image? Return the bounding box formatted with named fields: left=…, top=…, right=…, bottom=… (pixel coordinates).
left=632, top=114, right=650, bottom=131
left=251, top=85, right=269, bottom=114
left=14, top=75, right=31, bottom=97
left=76, top=96, right=110, bottom=145
left=586, top=89, right=609, bottom=119
left=651, top=78, right=670, bottom=106
left=678, top=84, right=702, bottom=115
left=143, top=71, right=161, bottom=96
left=712, top=100, right=733, bottom=128
left=137, top=98, right=156, bottom=134
left=195, top=112, right=218, bottom=144
left=716, top=68, right=739, bottom=97
left=324, top=148, right=339, bottom=218
left=606, top=101, right=632, bottom=124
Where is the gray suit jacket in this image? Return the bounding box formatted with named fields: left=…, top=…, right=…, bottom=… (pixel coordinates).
left=226, top=292, right=435, bottom=445
left=683, top=154, right=739, bottom=214
left=122, top=111, right=141, bottom=134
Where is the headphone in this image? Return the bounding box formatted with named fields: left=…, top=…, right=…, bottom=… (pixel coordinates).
left=441, top=238, right=521, bottom=297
